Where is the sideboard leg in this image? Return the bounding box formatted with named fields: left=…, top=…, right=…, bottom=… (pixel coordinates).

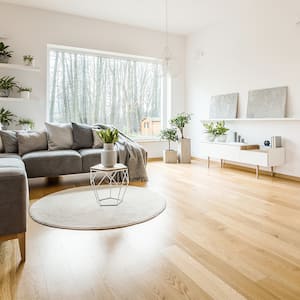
left=271, top=166, right=274, bottom=177
left=256, top=165, right=260, bottom=179
left=207, top=156, right=210, bottom=168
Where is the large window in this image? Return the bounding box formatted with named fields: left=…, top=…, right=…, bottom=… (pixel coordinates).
left=48, top=46, right=163, bottom=138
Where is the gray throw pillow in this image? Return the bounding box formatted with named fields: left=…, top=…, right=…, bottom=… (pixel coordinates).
left=45, top=122, right=73, bottom=150
left=17, top=131, right=48, bottom=156
left=72, top=122, right=93, bottom=149
left=92, top=129, right=104, bottom=148
left=0, top=130, right=18, bottom=153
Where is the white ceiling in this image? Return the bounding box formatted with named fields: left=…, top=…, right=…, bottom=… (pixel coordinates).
left=1, top=0, right=300, bottom=35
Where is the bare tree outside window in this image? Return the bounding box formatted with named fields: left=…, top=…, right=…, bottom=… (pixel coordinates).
left=48, top=48, right=163, bottom=138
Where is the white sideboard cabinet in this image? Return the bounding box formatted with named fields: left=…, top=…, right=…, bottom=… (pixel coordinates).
left=199, top=142, right=285, bottom=178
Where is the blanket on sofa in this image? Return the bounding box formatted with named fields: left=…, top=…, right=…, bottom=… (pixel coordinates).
left=94, top=124, right=148, bottom=182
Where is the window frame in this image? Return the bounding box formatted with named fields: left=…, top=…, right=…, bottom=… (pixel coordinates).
left=46, top=44, right=168, bottom=141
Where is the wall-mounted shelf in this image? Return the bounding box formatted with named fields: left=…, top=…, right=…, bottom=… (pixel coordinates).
left=0, top=63, right=40, bottom=72
left=200, top=118, right=300, bottom=122
left=0, top=97, right=36, bottom=102
left=0, top=34, right=8, bottom=39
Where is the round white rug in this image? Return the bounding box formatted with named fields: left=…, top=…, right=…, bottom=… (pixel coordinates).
left=30, top=186, right=166, bottom=230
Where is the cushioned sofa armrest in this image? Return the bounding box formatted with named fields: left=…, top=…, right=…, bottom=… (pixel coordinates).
left=0, top=168, right=28, bottom=236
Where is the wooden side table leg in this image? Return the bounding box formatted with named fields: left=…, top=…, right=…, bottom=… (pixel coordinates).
left=256, top=165, right=259, bottom=179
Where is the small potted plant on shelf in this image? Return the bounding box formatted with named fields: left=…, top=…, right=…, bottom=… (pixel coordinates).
left=160, top=128, right=178, bottom=163
left=17, top=86, right=32, bottom=100
left=18, top=118, right=34, bottom=131
left=96, top=128, right=119, bottom=167
left=0, top=42, right=13, bottom=63
left=23, top=55, right=35, bottom=67
left=170, top=112, right=192, bottom=163
left=214, top=121, right=229, bottom=142
left=0, top=76, right=17, bottom=97
left=0, top=107, right=15, bottom=130
left=203, top=121, right=216, bottom=142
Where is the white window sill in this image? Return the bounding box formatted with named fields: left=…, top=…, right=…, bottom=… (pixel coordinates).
left=133, top=138, right=164, bottom=143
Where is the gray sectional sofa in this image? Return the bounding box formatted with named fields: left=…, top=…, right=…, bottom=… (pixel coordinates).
left=0, top=122, right=148, bottom=262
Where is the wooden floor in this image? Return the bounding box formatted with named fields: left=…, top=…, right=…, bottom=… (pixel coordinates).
left=1, top=160, right=300, bottom=300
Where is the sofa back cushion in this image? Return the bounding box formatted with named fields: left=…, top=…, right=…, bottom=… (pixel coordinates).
left=0, top=130, right=18, bottom=153
left=45, top=122, right=73, bottom=150
left=72, top=122, right=93, bottom=149
left=17, top=131, right=48, bottom=156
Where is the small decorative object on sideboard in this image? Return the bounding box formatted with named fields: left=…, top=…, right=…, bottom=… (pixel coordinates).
left=23, top=55, right=35, bottom=67
left=0, top=42, right=13, bottom=63
left=170, top=112, right=192, bottom=163
left=203, top=122, right=216, bottom=142
left=160, top=128, right=178, bottom=163
left=0, top=76, right=17, bottom=97
left=18, top=118, right=34, bottom=130
left=264, top=140, right=271, bottom=147
left=96, top=128, right=118, bottom=168
left=0, top=107, right=15, bottom=130
left=214, top=121, right=229, bottom=142
left=271, top=136, right=282, bottom=148
left=17, top=86, right=32, bottom=100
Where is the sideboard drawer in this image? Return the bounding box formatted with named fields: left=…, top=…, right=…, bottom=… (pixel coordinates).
left=239, top=150, right=268, bottom=167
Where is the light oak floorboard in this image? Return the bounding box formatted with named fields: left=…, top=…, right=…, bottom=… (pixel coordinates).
left=1, top=161, right=300, bottom=299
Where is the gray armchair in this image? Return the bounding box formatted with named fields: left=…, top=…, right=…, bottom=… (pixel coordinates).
left=0, top=155, right=28, bottom=262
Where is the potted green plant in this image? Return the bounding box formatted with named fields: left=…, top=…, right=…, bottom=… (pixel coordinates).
left=170, top=112, right=192, bottom=163
left=0, top=42, right=13, bottom=63
left=0, top=107, right=15, bottom=129
left=96, top=128, right=119, bottom=167
left=0, top=76, right=17, bottom=97
left=17, top=87, right=32, bottom=100
left=23, top=55, right=35, bottom=67
left=18, top=118, right=34, bottom=130
left=203, top=122, right=216, bottom=142
left=214, top=121, right=229, bottom=142
left=160, top=128, right=178, bottom=163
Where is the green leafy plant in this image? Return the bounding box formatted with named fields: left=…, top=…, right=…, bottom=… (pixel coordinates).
left=0, top=107, right=15, bottom=127
left=160, top=128, right=178, bottom=151
left=214, top=121, right=229, bottom=136
left=0, top=76, right=17, bottom=91
left=18, top=118, right=34, bottom=129
left=23, top=55, right=34, bottom=63
left=170, top=112, right=192, bottom=139
left=203, top=122, right=216, bottom=135
left=0, top=42, right=13, bottom=58
left=97, top=128, right=119, bottom=144
left=17, top=86, right=32, bottom=93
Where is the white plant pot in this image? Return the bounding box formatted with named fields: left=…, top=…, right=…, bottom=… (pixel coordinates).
left=102, top=143, right=117, bottom=167
left=163, top=150, right=177, bottom=163
left=20, top=91, right=31, bottom=100
left=205, top=133, right=215, bottom=142
left=215, top=135, right=227, bottom=143
left=24, top=58, right=35, bottom=67
left=177, top=138, right=191, bottom=163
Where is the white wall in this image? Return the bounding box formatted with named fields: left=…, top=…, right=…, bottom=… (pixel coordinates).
left=186, top=14, right=300, bottom=177
left=0, top=3, right=186, bottom=158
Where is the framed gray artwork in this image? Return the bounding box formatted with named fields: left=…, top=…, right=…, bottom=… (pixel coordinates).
left=209, top=93, right=239, bottom=119
left=247, top=86, right=287, bottom=118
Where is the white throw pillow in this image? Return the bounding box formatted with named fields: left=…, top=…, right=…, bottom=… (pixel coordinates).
left=45, top=122, right=73, bottom=150
left=92, top=129, right=104, bottom=148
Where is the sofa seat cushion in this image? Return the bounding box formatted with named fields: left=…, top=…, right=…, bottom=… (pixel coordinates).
left=78, top=148, right=103, bottom=173
left=22, top=150, right=82, bottom=178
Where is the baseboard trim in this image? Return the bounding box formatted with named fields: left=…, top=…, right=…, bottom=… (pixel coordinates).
left=191, top=157, right=300, bottom=182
